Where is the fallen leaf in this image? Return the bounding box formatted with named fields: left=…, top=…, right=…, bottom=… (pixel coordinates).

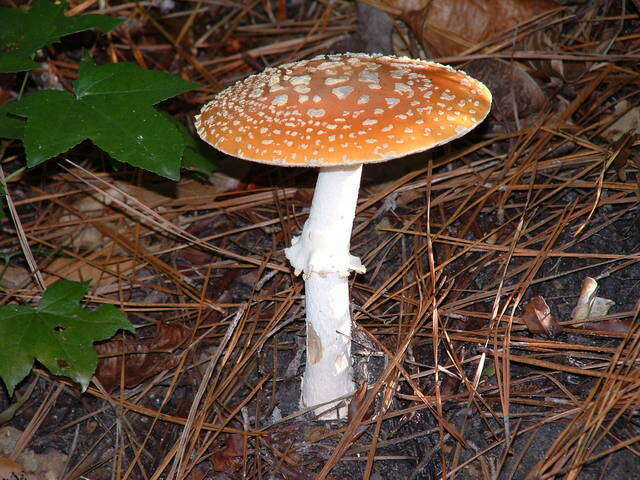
left=392, top=0, right=606, bottom=82
left=463, top=59, right=546, bottom=133
left=610, top=133, right=637, bottom=183
left=582, top=319, right=634, bottom=334
left=56, top=187, right=128, bottom=251
left=95, top=322, right=190, bottom=391
left=45, top=257, right=136, bottom=288
left=0, top=265, right=31, bottom=289
left=522, top=296, right=561, bottom=335
left=0, top=427, right=67, bottom=480
left=602, top=100, right=640, bottom=143
left=212, top=434, right=245, bottom=473
left=267, top=461, right=327, bottom=480
left=186, top=460, right=215, bottom=480
left=0, top=456, right=24, bottom=480
left=396, top=0, right=559, bottom=57
left=178, top=246, right=213, bottom=265
left=347, top=382, right=372, bottom=422
left=530, top=3, right=622, bottom=81
left=441, top=372, right=461, bottom=396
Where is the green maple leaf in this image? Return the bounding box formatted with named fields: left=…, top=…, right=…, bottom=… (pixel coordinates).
left=0, top=279, right=134, bottom=396
left=3, top=60, right=199, bottom=180
left=0, top=104, right=24, bottom=141
left=173, top=116, right=219, bottom=177
left=0, top=0, right=122, bottom=73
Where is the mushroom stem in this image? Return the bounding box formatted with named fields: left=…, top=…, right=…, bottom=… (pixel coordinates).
left=302, top=272, right=354, bottom=419
left=285, top=164, right=365, bottom=419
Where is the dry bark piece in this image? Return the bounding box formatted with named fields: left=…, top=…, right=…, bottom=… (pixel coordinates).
left=522, top=296, right=561, bottom=335
left=196, top=52, right=491, bottom=419
left=95, top=322, right=191, bottom=391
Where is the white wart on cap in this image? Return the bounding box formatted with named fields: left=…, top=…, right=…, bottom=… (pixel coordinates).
left=195, top=53, right=492, bottom=166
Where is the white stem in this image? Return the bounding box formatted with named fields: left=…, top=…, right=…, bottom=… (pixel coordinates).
left=284, top=165, right=364, bottom=419
left=302, top=273, right=353, bottom=419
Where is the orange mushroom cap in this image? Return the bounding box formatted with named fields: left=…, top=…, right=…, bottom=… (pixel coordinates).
left=195, top=53, right=492, bottom=167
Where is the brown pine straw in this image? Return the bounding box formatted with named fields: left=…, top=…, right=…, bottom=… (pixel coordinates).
left=1, top=0, right=640, bottom=478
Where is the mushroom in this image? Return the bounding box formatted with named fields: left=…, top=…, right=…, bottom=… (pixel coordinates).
left=195, top=53, right=491, bottom=419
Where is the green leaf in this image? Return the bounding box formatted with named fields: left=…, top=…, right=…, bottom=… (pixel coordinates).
left=75, top=61, right=197, bottom=105
left=0, top=0, right=122, bottom=73
left=0, top=279, right=134, bottom=396
left=0, top=104, right=25, bottom=140
left=6, top=60, right=200, bottom=180
left=173, top=118, right=218, bottom=177
left=0, top=183, right=5, bottom=221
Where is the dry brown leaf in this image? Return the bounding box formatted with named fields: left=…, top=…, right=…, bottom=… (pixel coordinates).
left=0, top=428, right=67, bottom=480
left=0, top=265, right=31, bottom=289
left=529, top=3, right=620, bottom=81
left=611, top=133, right=637, bottom=182
left=396, top=0, right=559, bottom=57
left=463, top=58, right=546, bottom=133
left=441, top=372, right=461, bottom=396
left=0, top=457, right=24, bottom=480
left=52, top=174, right=240, bottom=254
left=269, top=462, right=326, bottom=480
left=56, top=187, right=128, bottom=251
left=392, top=0, right=616, bottom=82
left=186, top=461, right=214, bottom=480
left=581, top=319, right=634, bottom=334
left=95, top=322, right=191, bottom=391
left=602, top=101, right=640, bottom=143
left=116, top=174, right=246, bottom=208
left=178, top=246, right=213, bottom=265
left=212, top=434, right=245, bottom=473
left=347, top=382, right=371, bottom=422
left=45, top=256, right=136, bottom=287
left=522, top=296, right=561, bottom=335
